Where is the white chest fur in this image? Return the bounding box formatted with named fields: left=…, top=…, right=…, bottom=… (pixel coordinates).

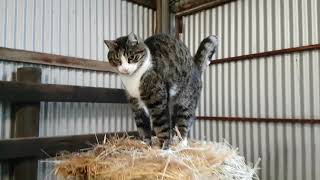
left=120, top=49, right=152, bottom=106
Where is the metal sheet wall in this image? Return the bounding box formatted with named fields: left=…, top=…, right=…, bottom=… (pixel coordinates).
left=182, top=0, right=320, bottom=180
left=0, top=0, right=155, bottom=179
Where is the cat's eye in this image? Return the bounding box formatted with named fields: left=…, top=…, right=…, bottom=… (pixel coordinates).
left=136, top=50, right=145, bottom=54
left=109, top=58, right=121, bottom=66
left=128, top=56, right=134, bottom=63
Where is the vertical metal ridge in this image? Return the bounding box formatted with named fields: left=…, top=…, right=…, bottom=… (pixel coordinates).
left=182, top=0, right=320, bottom=179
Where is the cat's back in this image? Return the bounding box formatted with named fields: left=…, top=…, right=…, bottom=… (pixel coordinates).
left=144, top=34, right=191, bottom=61
left=144, top=34, right=181, bottom=49
left=144, top=33, right=178, bottom=49
left=144, top=34, right=193, bottom=79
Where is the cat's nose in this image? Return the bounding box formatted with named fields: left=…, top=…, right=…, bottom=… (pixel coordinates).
left=121, top=68, right=129, bottom=74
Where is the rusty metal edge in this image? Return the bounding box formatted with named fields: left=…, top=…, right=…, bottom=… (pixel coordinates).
left=210, top=44, right=320, bottom=65
left=197, top=116, right=320, bottom=124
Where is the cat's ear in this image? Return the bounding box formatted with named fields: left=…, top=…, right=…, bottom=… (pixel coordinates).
left=127, top=32, right=142, bottom=46
left=104, top=40, right=118, bottom=50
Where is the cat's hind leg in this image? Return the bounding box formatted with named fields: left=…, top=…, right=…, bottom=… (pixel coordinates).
left=171, top=87, right=199, bottom=145
left=172, top=103, right=196, bottom=141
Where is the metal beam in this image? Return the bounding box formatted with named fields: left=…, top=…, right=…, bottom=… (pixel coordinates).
left=175, top=0, right=236, bottom=17
left=156, top=0, right=170, bottom=33
left=126, top=0, right=156, bottom=9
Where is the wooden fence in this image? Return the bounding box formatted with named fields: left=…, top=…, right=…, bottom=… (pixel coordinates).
left=0, top=47, right=136, bottom=180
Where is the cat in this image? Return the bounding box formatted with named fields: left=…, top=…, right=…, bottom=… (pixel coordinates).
left=104, top=33, right=218, bottom=149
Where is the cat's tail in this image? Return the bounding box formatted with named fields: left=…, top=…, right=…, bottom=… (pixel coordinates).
left=194, top=35, right=219, bottom=68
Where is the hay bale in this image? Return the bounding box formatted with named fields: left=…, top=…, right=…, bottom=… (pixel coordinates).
left=51, top=136, right=259, bottom=180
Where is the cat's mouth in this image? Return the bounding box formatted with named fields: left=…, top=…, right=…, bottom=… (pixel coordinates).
left=118, top=65, right=138, bottom=75
left=118, top=69, right=133, bottom=75
left=120, top=71, right=130, bottom=75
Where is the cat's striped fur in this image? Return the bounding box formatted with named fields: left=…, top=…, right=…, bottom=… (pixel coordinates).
left=105, top=33, right=218, bottom=149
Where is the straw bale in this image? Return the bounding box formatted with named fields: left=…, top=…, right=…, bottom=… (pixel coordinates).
left=52, top=136, right=259, bottom=180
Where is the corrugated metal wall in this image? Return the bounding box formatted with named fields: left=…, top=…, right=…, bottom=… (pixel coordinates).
left=0, top=0, right=155, bottom=179
left=182, top=0, right=320, bottom=180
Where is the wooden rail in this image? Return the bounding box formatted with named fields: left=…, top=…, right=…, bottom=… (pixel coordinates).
left=3, top=44, right=319, bottom=71
left=0, top=81, right=128, bottom=103
left=0, top=47, right=117, bottom=73
left=0, top=131, right=139, bottom=160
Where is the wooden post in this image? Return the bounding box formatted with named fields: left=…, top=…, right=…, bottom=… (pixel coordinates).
left=156, top=0, right=170, bottom=33
left=175, top=16, right=183, bottom=39
left=10, top=67, right=41, bottom=180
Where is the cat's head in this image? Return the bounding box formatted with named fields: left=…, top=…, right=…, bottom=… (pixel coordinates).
left=104, top=32, right=148, bottom=75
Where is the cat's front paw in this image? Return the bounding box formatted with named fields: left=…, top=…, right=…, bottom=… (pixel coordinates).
left=160, top=139, right=171, bottom=150
left=142, top=138, right=152, bottom=146
left=176, top=138, right=188, bottom=148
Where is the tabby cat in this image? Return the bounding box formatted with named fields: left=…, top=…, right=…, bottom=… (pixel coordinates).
left=104, top=33, right=218, bottom=149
